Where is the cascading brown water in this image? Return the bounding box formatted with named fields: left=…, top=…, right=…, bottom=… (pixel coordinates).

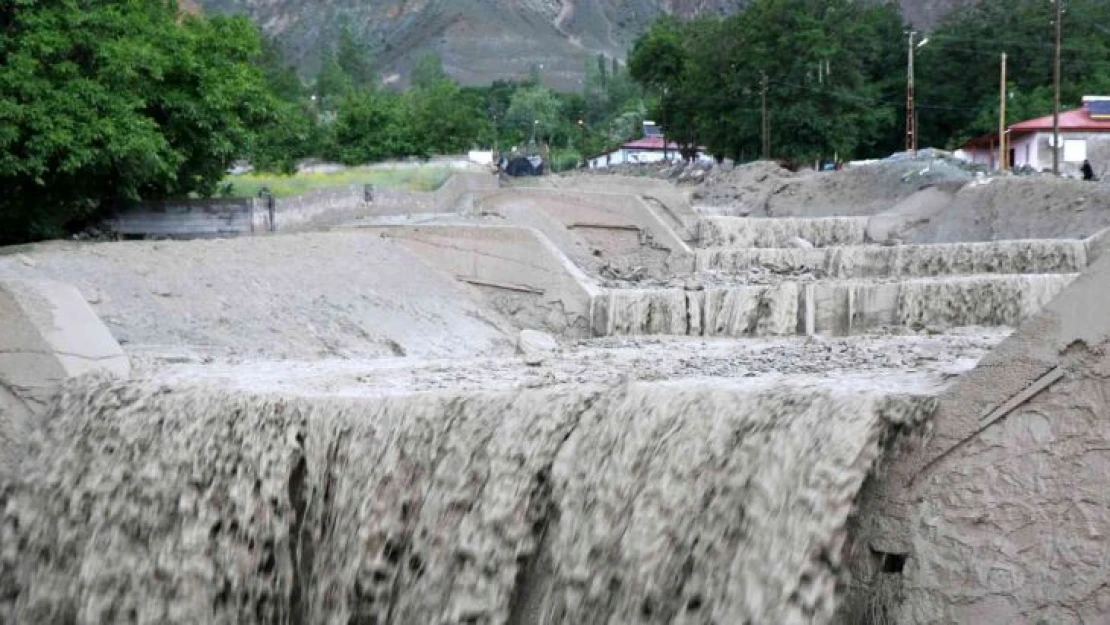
left=0, top=375, right=936, bottom=624
left=695, top=239, right=1088, bottom=278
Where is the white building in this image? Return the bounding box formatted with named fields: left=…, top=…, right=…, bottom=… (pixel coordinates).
left=588, top=122, right=713, bottom=169
left=957, top=96, right=1110, bottom=176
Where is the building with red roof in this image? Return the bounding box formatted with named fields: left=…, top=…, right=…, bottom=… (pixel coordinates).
left=958, top=96, right=1110, bottom=175
left=587, top=122, right=711, bottom=169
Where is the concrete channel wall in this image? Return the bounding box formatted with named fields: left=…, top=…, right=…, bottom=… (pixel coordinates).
left=478, top=188, right=694, bottom=275
left=109, top=198, right=257, bottom=238
left=0, top=279, right=129, bottom=478
left=370, top=225, right=601, bottom=337
left=109, top=173, right=498, bottom=238
left=840, top=250, right=1110, bottom=624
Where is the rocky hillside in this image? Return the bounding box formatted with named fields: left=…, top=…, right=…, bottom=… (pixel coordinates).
left=196, top=0, right=964, bottom=89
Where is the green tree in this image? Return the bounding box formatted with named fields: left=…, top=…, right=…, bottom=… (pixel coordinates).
left=629, top=0, right=907, bottom=164
left=629, top=17, right=686, bottom=95
left=259, top=34, right=305, bottom=102
left=408, top=79, right=492, bottom=154
left=329, top=89, right=415, bottom=164
left=411, top=51, right=448, bottom=89
left=918, top=0, right=1110, bottom=148
left=252, top=31, right=319, bottom=173
left=0, top=0, right=277, bottom=243
left=505, top=86, right=564, bottom=144
left=314, top=50, right=353, bottom=109
left=335, top=20, right=375, bottom=88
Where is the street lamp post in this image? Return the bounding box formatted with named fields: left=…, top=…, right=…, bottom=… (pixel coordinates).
left=906, top=32, right=929, bottom=154
left=1053, top=0, right=1063, bottom=175
left=578, top=119, right=585, bottom=167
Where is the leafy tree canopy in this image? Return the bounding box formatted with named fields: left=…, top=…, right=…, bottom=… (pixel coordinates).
left=917, top=0, right=1110, bottom=148
left=0, top=0, right=277, bottom=243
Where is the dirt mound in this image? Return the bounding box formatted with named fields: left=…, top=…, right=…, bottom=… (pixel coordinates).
left=691, top=161, right=796, bottom=215
left=692, top=158, right=973, bottom=218
left=904, top=175, right=1110, bottom=243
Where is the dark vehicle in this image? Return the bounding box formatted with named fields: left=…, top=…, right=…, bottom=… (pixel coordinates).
left=504, top=156, right=544, bottom=177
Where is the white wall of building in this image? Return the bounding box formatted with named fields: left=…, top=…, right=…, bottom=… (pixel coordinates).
left=589, top=149, right=713, bottom=169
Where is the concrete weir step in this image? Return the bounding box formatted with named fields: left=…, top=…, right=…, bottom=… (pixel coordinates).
left=595, top=273, right=1077, bottom=337
left=695, top=238, right=1089, bottom=279
left=698, top=216, right=870, bottom=249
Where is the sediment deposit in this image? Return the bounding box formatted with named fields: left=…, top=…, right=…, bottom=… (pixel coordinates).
left=3, top=159, right=1108, bottom=625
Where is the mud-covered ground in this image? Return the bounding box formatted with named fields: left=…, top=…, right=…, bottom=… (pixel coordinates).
left=140, top=330, right=1008, bottom=396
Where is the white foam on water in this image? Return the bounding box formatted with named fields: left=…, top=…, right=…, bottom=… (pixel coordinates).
left=696, top=239, right=1088, bottom=278
left=698, top=217, right=870, bottom=249
left=602, top=285, right=800, bottom=337
left=895, top=273, right=1076, bottom=330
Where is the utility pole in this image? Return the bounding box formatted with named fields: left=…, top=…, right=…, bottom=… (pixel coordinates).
left=999, top=52, right=1007, bottom=171
left=761, top=72, right=770, bottom=160
left=1053, top=0, right=1063, bottom=175
left=906, top=31, right=917, bottom=153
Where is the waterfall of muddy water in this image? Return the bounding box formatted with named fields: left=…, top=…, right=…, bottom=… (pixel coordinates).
left=695, top=239, right=1088, bottom=278
left=1, top=375, right=938, bottom=625
left=819, top=274, right=1076, bottom=335
left=698, top=217, right=869, bottom=249
left=603, top=285, right=799, bottom=337
left=893, top=273, right=1075, bottom=329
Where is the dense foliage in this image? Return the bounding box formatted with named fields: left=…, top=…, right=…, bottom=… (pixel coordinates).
left=628, top=1, right=907, bottom=165
left=916, top=0, right=1110, bottom=148
left=6, top=0, right=1110, bottom=244
left=0, top=0, right=278, bottom=243
left=626, top=0, right=1110, bottom=163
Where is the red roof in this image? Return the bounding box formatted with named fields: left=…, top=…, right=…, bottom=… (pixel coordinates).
left=622, top=137, right=682, bottom=150
left=1009, top=107, right=1110, bottom=133
left=621, top=136, right=705, bottom=151
left=960, top=105, right=1110, bottom=150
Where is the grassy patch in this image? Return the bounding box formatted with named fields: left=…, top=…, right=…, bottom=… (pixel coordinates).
left=222, top=167, right=452, bottom=198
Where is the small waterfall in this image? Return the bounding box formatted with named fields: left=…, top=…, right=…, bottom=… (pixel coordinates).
left=895, top=274, right=1075, bottom=330
left=604, top=289, right=690, bottom=335
left=700, top=283, right=800, bottom=337
left=601, top=284, right=800, bottom=338
left=603, top=274, right=1075, bottom=338
left=0, top=376, right=937, bottom=625
left=697, top=239, right=1088, bottom=278
left=698, top=217, right=869, bottom=249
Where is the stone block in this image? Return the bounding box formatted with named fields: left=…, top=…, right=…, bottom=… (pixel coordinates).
left=0, top=278, right=129, bottom=415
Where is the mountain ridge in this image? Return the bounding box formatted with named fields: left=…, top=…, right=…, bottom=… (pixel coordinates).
left=195, top=0, right=966, bottom=89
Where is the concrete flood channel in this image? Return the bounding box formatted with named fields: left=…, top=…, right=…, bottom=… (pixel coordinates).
left=0, top=177, right=1108, bottom=624
left=597, top=217, right=1083, bottom=339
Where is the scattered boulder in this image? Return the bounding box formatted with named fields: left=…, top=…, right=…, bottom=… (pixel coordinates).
left=518, top=329, right=559, bottom=366
left=788, top=237, right=815, bottom=250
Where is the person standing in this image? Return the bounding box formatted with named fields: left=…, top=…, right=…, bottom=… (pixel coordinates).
left=1081, top=159, right=1095, bottom=181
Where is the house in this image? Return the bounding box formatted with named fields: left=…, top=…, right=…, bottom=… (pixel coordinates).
left=588, top=121, right=713, bottom=169
left=957, top=96, right=1110, bottom=175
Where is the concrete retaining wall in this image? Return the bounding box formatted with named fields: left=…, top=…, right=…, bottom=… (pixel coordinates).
left=477, top=189, right=694, bottom=276
left=841, top=250, right=1110, bottom=624
left=109, top=198, right=257, bottom=237
left=109, top=173, right=499, bottom=238
left=370, top=225, right=600, bottom=337
left=0, top=279, right=129, bottom=478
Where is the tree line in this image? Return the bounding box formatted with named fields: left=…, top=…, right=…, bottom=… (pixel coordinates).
left=0, top=2, right=649, bottom=244
left=4, top=0, right=1110, bottom=244
left=626, top=0, right=1110, bottom=165
left=259, top=21, right=649, bottom=173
